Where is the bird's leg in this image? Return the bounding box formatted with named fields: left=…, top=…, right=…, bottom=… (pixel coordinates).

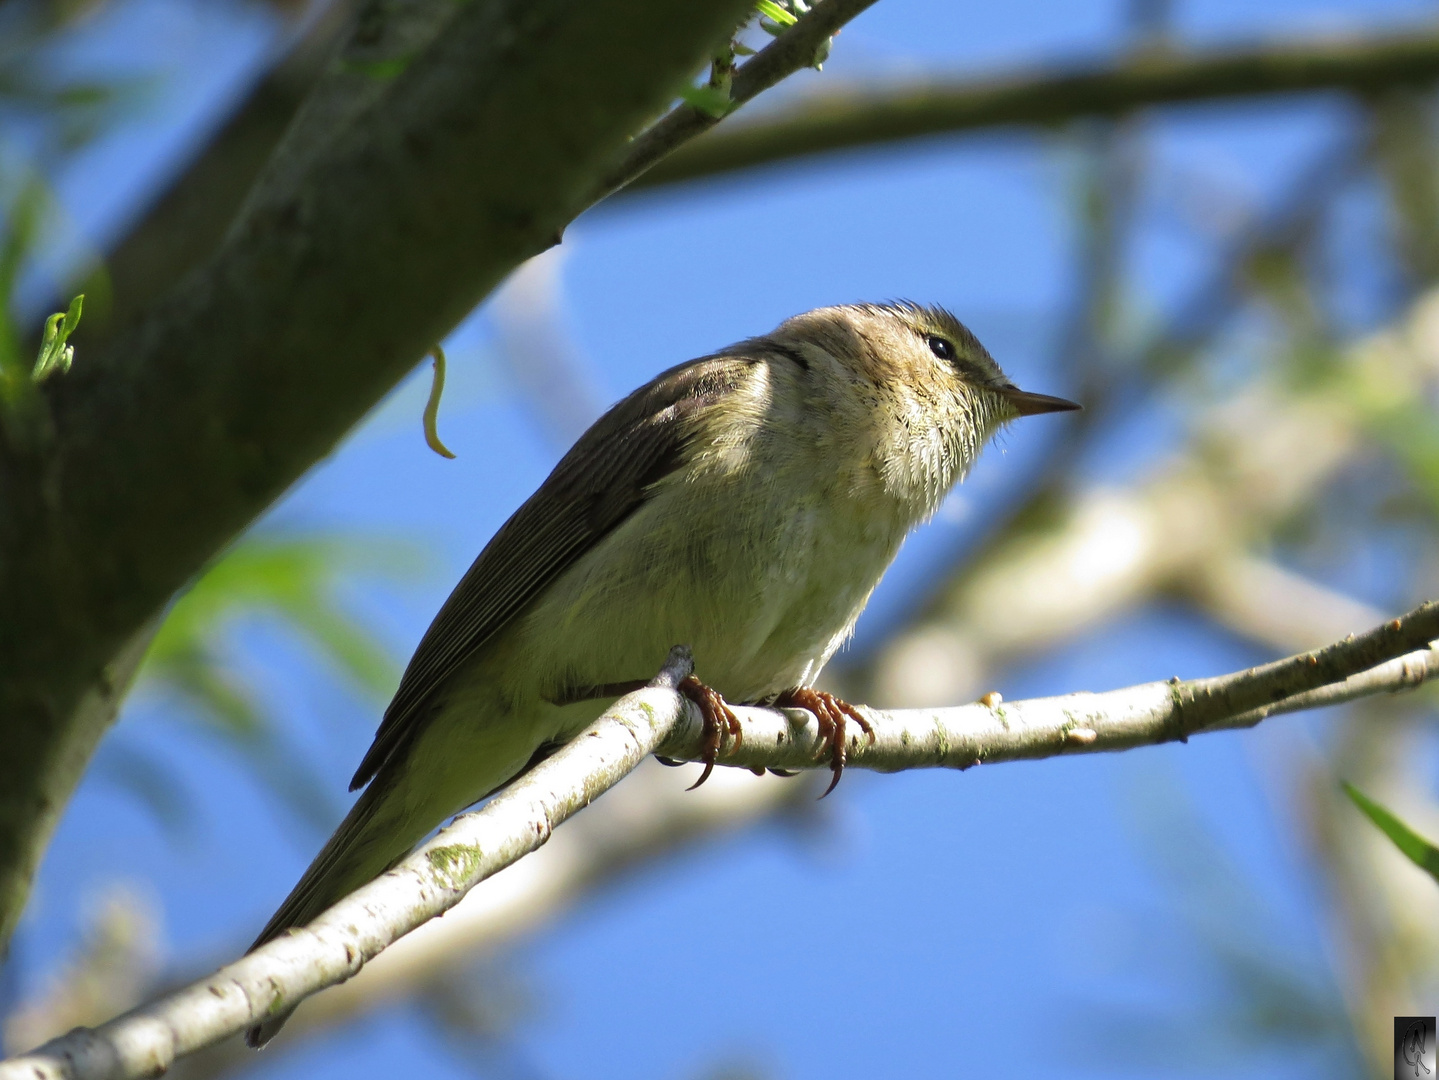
left=677, top=674, right=741, bottom=790
left=774, top=688, right=875, bottom=797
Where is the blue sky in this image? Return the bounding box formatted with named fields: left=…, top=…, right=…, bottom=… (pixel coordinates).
left=9, top=0, right=1433, bottom=1076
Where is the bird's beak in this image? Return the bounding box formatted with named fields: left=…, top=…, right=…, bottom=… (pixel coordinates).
left=993, top=383, right=1081, bottom=416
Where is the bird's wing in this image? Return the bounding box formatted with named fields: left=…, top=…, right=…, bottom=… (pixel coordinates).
left=349, top=353, right=760, bottom=791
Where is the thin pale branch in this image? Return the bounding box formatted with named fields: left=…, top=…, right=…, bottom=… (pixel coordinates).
left=2, top=647, right=697, bottom=1080
left=656, top=605, right=1439, bottom=776
left=162, top=763, right=813, bottom=1079
left=8, top=605, right=1439, bottom=1079
left=635, top=27, right=1439, bottom=191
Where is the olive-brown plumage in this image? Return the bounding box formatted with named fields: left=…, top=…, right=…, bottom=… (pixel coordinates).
left=246, top=302, right=1077, bottom=1046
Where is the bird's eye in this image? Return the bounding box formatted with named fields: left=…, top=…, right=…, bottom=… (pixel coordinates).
left=926, top=335, right=955, bottom=361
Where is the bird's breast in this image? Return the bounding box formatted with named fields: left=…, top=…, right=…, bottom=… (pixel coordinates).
left=510, top=432, right=914, bottom=711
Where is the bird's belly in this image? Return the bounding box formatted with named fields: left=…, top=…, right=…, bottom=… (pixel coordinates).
left=510, top=470, right=908, bottom=710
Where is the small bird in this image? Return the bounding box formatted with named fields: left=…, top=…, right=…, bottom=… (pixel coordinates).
left=245, top=302, right=1076, bottom=1045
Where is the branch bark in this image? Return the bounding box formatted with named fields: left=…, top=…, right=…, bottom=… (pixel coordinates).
left=659, top=603, right=1439, bottom=776
left=165, top=762, right=815, bottom=1080
left=6, top=605, right=1439, bottom=1079
left=636, top=28, right=1439, bottom=191
left=77, top=2, right=355, bottom=349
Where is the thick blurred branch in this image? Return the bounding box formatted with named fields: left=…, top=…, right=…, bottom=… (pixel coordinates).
left=9, top=606, right=1439, bottom=1079
left=1186, top=553, right=1387, bottom=656
left=593, top=0, right=880, bottom=199
left=0, top=0, right=892, bottom=952
left=81, top=2, right=355, bottom=347
left=638, top=28, right=1439, bottom=190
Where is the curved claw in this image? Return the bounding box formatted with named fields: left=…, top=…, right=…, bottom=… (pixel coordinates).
left=686, top=761, right=717, bottom=791
left=678, top=674, right=739, bottom=790
left=775, top=687, right=870, bottom=798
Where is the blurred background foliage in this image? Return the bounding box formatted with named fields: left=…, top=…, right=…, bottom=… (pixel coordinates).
left=9, top=0, right=1439, bottom=1077
left=116, top=535, right=419, bottom=836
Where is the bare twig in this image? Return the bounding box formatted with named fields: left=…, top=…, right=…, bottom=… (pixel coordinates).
left=657, top=604, right=1439, bottom=776
left=635, top=28, right=1439, bottom=190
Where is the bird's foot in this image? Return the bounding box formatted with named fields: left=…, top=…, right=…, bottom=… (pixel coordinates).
left=774, top=687, right=875, bottom=797
left=677, top=674, right=741, bottom=790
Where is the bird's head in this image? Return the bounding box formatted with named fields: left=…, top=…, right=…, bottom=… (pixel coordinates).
left=769, top=301, right=1079, bottom=512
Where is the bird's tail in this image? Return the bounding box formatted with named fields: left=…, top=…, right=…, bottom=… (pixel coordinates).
left=244, top=770, right=423, bottom=1047
left=243, top=692, right=562, bottom=1048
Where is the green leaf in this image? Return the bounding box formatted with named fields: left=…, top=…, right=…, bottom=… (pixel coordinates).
left=755, top=0, right=798, bottom=26
left=30, top=292, right=83, bottom=384
left=1342, top=781, right=1439, bottom=881
left=679, top=84, right=734, bottom=119
left=145, top=535, right=419, bottom=695
left=339, top=56, right=414, bottom=81
left=134, top=534, right=428, bottom=832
